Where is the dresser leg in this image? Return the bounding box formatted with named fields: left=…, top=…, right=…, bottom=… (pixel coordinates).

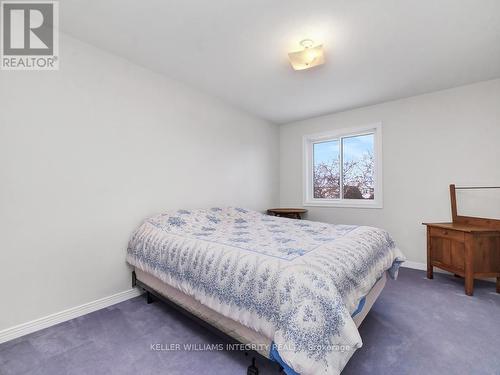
left=464, top=276, right=474, bottom=296
left=426, top=227, right=433, bottom=279
left=464, top=234, right=474, bottom=296
left=427, top=265, right=433, bottom=279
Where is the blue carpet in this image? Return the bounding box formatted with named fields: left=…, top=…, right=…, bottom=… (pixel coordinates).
left=1, top=268, right=499, bottom=375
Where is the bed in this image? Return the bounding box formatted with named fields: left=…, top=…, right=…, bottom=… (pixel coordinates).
left=126, top=207, right=404, bottom=375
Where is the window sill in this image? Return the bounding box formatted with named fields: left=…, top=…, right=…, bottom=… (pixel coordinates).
left=303, top=200, right=383, bottom=209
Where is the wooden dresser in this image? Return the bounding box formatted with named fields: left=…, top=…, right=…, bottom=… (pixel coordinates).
left=423, top=185, right=500, bottom=296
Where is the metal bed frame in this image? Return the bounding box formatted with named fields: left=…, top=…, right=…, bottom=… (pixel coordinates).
left=132, top=271, right=284, bottom=375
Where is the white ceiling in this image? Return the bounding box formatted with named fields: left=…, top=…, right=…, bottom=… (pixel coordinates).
left=61, top=0, right=500, bottom=124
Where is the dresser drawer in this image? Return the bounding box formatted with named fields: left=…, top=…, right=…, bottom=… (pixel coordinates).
left=430, top=227, right=465, bottom=242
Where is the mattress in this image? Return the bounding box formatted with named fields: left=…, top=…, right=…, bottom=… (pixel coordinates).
left=127, top=207, right=404, bottom=374
left=134, top=268, right=387, bottom=359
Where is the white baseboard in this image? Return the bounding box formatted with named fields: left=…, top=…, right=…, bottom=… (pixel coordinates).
left=400, top=260, right=427, bottom=271
left=401, top=260, right=496, bottom=283
left=0, top=288, right=143, bottom=344
left=402, top=260, right=462, bottom=275
left=402, top=260, right=457, bottom=275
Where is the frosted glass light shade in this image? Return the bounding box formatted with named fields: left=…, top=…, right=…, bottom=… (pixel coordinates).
left=288, top=44, right=325, bottom=71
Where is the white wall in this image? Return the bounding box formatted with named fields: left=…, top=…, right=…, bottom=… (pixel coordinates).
left=0, top=35, right=279, bottom=331
left=280, top=79, right=500, bottom=265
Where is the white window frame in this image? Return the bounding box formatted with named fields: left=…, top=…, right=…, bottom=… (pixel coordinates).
left=303, top=123, right=383, bottom=208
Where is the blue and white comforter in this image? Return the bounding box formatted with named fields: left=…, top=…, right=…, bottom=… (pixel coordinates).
left=126, top=207, right=404, bottom=375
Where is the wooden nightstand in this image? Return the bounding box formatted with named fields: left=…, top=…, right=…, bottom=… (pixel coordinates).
left=423, top=185, right=500, bottom=296
left=267, top=208, right=308, bottom=220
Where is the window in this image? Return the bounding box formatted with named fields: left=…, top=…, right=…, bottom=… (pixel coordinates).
left=303, top=124, right=382, bottom=208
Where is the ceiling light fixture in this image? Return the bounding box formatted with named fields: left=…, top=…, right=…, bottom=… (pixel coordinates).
left=288, top=39, right=325, bottom=71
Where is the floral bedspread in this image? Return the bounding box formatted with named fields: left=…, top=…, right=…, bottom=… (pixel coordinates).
left=126, top=207, right=404, bottom=375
